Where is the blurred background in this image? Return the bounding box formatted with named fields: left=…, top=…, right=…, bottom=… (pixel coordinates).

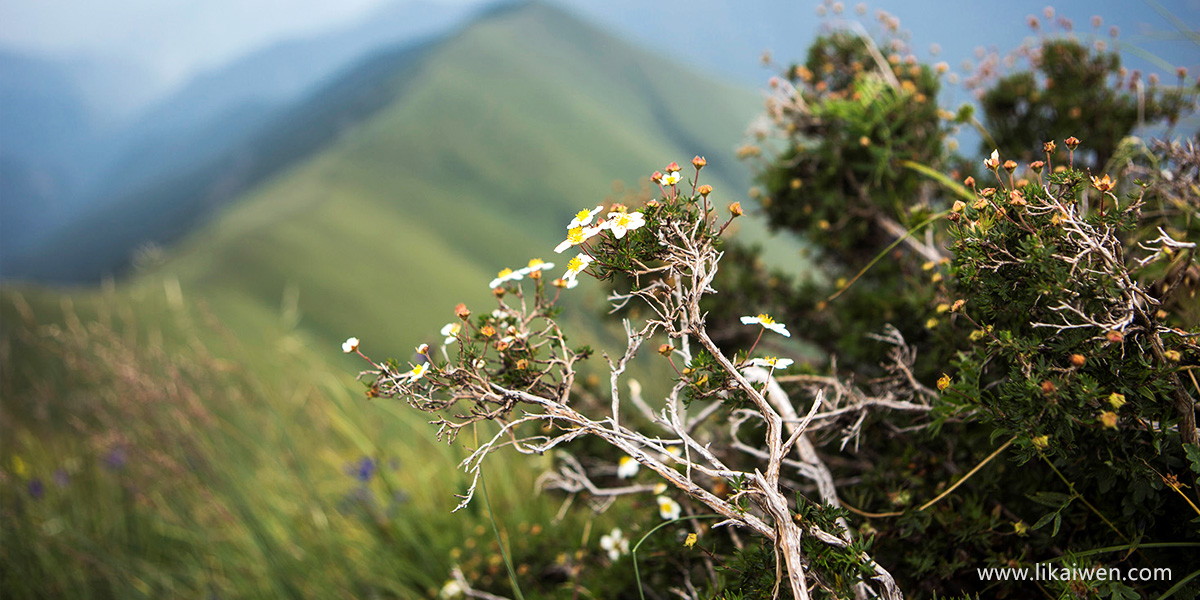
left=1, top=0, right=1197, bottom=597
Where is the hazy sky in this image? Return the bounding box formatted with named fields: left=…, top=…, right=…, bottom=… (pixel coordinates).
left=0, top=0, right=459, bottom=84
left=2, top=0, right=1196, bottom=91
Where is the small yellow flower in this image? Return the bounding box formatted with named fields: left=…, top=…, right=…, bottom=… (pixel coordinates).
left=951, top=299, right=966, bottom=312
left=1032, top=435, right=1049, bottom=449
left=1165, top=349, right=1181, bottom=362
left=12, top=456, right=28, bottom=478
left=925, top=317, right=939, bottom=329
left=684, top=533, right=698, bottom=548
left=936, top=303, right=951, bottom=314
left=1091, top=174, right=1116, bottom=193
left=653, top=482, right=668, bottom=495
left=1099, top=411, right=1119, bottom=429
left=1108, top=393, right=1126, bottom=409
left=1014, top=521, right=1029, bottom=536
left=937, top=373, right=951, bottom=391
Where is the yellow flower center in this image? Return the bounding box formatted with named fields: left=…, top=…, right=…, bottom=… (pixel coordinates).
left=567, top=227, right=585, bottom=244
left=567, top=256, right=585, bottom=273
left=527, top=258, right=544, bottom=268
left=497, top=268, right=513, bottom=278
left=764, top=356, right=778, bottom=365
left=756, top=314, right=774, bottom=324
left=615, top=213, right=632, bottom=226
left=574, top=209, right=591, bottom=222
left=411, top=365, right=423, bottom=376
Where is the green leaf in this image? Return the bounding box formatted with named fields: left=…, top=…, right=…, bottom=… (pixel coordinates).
left=1184, top=443, right=1200, bottom=476
left=1031, top=511, right=1057, bottom=531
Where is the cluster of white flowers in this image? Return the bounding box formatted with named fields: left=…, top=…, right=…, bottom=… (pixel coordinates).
left=599, top=527, right=630, bottom=560
left=739, top=313, right=797, bottom=373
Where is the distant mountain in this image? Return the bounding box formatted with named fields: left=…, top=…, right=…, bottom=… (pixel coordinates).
left=0, top=50, right=97, bottom=254
left=0, top=1, right=486, bottom=265
left=79, top=0, right=488, bottom=215
left=6, top=2, right=773, bottom=350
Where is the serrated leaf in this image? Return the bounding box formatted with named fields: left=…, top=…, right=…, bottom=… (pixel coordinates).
left=1184, top=443, right=1200, bottom=475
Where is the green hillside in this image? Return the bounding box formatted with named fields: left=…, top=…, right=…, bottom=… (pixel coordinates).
left=142, top=1, right=782, bottom=353
left=1, top=3, right=804, bottom=597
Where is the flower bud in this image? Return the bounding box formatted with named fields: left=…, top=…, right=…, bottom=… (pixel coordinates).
left=692, top=156, right=706, bottom=169
left=1003, top=160, right=1018, bottom=173
left=728, top=201, right=743, bottom=216
left=698, top=184, right=713, bottom=197
left=651, top=171, right=663, bottom=182
left=455, top=303, right=471, bottom=320
left=1064, top=136, right=1080, bottom=150
left=1070, top=353, right=1086, bottom=367
left=665, top=161, right=681, bottom=173
left=1043, top=140, right=1056, bottom=154
left=1030, top=160, right=1044, bottom=173
left=1099, top=411, right=1119, bottom=429
left=658, top=343, right=674, bottom=357
left=963, top=176, right=975, bottom=188
left=1032, top=435, right=1049, bottom=449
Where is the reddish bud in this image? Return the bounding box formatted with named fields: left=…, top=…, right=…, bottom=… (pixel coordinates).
left=454, top=303, right=471, bottom=320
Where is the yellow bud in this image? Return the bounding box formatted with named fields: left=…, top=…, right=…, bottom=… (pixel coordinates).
left=1108, top=393, right=1126, bottom=409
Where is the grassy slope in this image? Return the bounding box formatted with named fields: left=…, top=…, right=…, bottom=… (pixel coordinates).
left=1, top=4, right=796, bottom=597
left=151, top=2, right=769, bottom=354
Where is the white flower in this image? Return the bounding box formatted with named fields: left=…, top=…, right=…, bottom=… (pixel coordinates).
left=607, top=211, right=646, bottom=239
left=617, top=455, right=639, bottom=479
left=554, top=225, right=604, bottom=253
left=664, top=445, right=682, bottom=460
left=441, top=322, right=462, bottom=345
left=568, top=205, right=605, bottom=229
left=657, top=496, right=682, bottom=520
left=405, top=363, right=429, bottom=382
left=747, top=356, right=794, bottom=370
left=416, top=343, right=430, bottom=355
left=984, top=149, right=1000, bottom=170
left=342, top=337, right=360, bottom=353
left=439, top=579, right=464, bottom=599
left=489, top=267, right=524, bottom=289
left=653, top=482, right=668, bottom=494
left=472, top=358, right=486, bottom=369
left=563, top=253, right=593, bottom=283
left=518, top=258, right=555, bottom=276
left=661, top=171, right=681, bottom=186
left=599, top=528, right=630, bottom=560
left=740, top=313, right=791, bottom=337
